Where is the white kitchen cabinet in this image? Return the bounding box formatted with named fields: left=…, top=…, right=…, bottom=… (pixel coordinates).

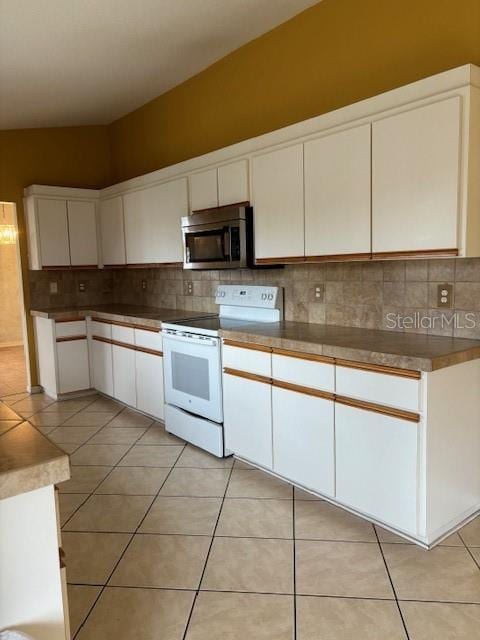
left=91, top=338, right=114, bottom=397
left=335, top=402, right=418, bottom=534
left=223, top=371, right=272, bottom=469
left=218, top=160, right=249, bottom=205
left=99, top=196, right=126, bottom=265
left=56, top=339, right=91, bottom=394
left=112, top=344, right=137, bottom=407
left=372, top=97, right=461, bottom=254
left=304, top=124, right=371, bottom=257
left=135, top=351, right=164, bottom=420
left=189, top=169, right=218, bottom=211
left=252, top=144, right=304, bottom=260
left=124, top=178, right=188, bottom=263
left=67, top=200, right=98, bottom=266
left=36, top=198, right=70, bottom=267
left=273, top=386, right=335, bottom=496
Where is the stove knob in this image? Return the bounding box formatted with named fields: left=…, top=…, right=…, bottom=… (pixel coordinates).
left=268, top=293, right=274, bottom=300
left=261, top=293, right=267, bottom=300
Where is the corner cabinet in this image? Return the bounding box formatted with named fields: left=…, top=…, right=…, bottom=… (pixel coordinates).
left=25, top=187, right=100, bottom=270
left=99, top=196, right=126, bottom=266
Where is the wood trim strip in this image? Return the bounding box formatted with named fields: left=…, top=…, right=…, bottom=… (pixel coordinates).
left=111, top=339, right=137, bottom=352
left=371, top=248, right=458, bottom=260
left=272, top=347, right=334, bottom=364
left=223, top=367, right=272, bottom=385
left=336, top=358, right=421, bottom=380
left=56, top=335, right=87, bottom=343
left=135, top=345, right=163, bottom=357
left=272, top=379, right=334, bottom=401
left=223, top=339, right=272, bottom=353
left=125, top=262, right=183, bottom=268
left=92, top=335, right=112, bottom=345
left=335, top=395, right=420, bottom=423
left=255, top=256, right=305, bottom=265
left=304, top=252, right=371, bottom=263
left=55, top=317, right=85, bottom=323
left=91, top=317, right=160, bottom=333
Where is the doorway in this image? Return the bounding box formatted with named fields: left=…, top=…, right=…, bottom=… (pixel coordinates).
left=0, top=202, right=29, bottom=396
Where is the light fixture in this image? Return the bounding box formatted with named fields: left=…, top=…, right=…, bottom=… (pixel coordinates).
left=0, top=203, right=16, bottom=245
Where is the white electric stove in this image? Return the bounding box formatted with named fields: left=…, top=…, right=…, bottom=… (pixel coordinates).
left=162, top=285, right=283, bottom=456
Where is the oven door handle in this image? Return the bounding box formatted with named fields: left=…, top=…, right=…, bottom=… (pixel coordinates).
left=162, top=332, right=218, bottom=347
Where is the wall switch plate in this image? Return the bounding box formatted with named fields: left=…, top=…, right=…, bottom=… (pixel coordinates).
left=437, top=283, right=453, bottom=308
left=184, top=281, right=194, bottom=296
left=49, top=281, right=58, bottom=294
left=78, top=281, right=86, bottom=293
left=312, top=283, right=325, bottom=303
left=141, top=279, right=147, bottom=291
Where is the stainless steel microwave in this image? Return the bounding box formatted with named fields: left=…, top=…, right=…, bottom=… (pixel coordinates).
left=181, top=204, right=253, bottom=270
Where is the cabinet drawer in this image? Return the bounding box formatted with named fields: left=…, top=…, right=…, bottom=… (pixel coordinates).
left=90, top=319, right=112, bottom=339
left=112, top=324, right=135, bottom=344
left=336, top=364, right=420, bottom=412
left=135, top=328, right=163, bottom=352
left=272, top=352, right=334, bottom=392
left=222, top=342, right=271, bottom=377
left=55, top=320, right=86, bottom=338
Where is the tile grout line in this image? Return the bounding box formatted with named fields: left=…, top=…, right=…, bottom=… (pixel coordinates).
left=373, top=527, right=411, bottom=640
left=458, top=531, right=480, bottom=571
left=72, top=437, right=189, bottom=639
left=181, top=462, right=235, bottom=640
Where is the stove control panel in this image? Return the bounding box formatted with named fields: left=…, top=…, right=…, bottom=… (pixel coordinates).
left=215, top=285, right=284, bottom=322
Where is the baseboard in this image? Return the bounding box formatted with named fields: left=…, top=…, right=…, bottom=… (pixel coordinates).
left=28, top=385, right=44, bottom=395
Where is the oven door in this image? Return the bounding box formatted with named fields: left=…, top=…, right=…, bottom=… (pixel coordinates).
left=162, top=332, right=223, bottom=423
left=183, top=221, right=246, bottom=269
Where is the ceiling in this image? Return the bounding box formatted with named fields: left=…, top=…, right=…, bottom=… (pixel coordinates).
left=0, top=0, right=319, bottom=130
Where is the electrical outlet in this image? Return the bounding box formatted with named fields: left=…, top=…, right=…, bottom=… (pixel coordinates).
left=437, top=283, right=453, bottom=308
left=312, top=283, right=324, bottom=303
left=78, top=281, right=86, bottom=293
left=141, top=279, right=147, bottom=291
left=184, top=281, right=194, bottom=296
left=49, top=281, right=58, bottom=294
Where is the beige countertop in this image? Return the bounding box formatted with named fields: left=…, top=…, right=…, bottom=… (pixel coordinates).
left=30, top=304, right=213, bottom=329
left=219, top=321, right=480, bottom=372
left=0, top=407, right=70, bottom=501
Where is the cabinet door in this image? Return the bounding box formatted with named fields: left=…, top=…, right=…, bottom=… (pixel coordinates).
left=112, top=344, right=137, bottom=406
left=99, top=196, right=126, bottom=265
left=223, top=372, right=272, bottom=468
left=305, top=125, right=371, bottom=257
left=91, top=339, right=114, bottom=396
left=57, top=339, right=91, bottom=394
left=67, top=200, right=98, bottom=266
left=372, top=97, right=461, bottom=254
left=218, top=160, right=249, bottom=206
left=135, top=351, right=164, bottom=420
left=273, top=387, right=334, bottom=496
left=252, top=144, right=304, bottom=260
left=189, top=169, right=218, bottom=211
left=37, top=198, right=70, bottom=267
left=335, top=403, right=418, bottom=534
left=124, top=178, right=188, bottom=263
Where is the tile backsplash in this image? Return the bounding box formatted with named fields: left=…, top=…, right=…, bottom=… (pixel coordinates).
left=29, top=257, right=480, bottom=339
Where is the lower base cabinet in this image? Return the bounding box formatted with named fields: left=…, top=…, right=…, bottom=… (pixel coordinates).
left=335, top=403, right=418, bottom=534
left=56, top=338, right=90, bottom=394
left=272, top=386, right=335, bottom=497
left=112, top=344, right=137, bottom=407
left=223, top=372, right=273, bottom=469
left=135, top=350, right=164, bottom=421
left=91, top=338, right=114, bottom=396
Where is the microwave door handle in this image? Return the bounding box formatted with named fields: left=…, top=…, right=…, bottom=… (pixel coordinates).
left=223, top=227, right=231, bottom=259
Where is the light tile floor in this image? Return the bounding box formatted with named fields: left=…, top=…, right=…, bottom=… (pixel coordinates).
left=2, top=391, right=480, bottom=639
left=0, top=345, right=27, bottom=396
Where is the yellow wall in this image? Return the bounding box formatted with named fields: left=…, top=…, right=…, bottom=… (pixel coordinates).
left=0, top=126, right=111, bottom=383
left=110, top=0, right=480, bottom=183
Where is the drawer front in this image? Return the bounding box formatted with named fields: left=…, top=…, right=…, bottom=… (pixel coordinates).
left=336, top=365, right=420, bottom=412
left=90, top=319, right=112, bottom=339
left=112, top=324, right=135, bottom=344
left=222, top=344, right=271, bottom=377
left=135, top=328, right=163, bottom=352
left=55, top=320, right=86, bottom=338
left=272, top=353, right=334, bottom=392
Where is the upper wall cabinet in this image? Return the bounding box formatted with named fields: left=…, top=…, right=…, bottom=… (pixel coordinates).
left=123, top=178, right=188, bottom=264
left=25, top=190, right=99, bottom=270
left=189, top=160, right=249, bottom=211
left=304, top=124, right=371, bottom=258
left=99, top=196, right=126, bottom=266
left=252, top=144, right=304, bottom=261
left=372, top=97, right=461, bottom=255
